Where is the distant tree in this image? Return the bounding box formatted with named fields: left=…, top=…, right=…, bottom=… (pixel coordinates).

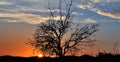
left=113, top=41, right=119, bottom=54
left=28, top=0, right=99, bottom=58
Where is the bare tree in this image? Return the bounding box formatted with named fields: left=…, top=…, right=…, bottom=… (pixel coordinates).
left=28, top=0, right=99, bottom=58
left=113, top=41, right=119, bottom=55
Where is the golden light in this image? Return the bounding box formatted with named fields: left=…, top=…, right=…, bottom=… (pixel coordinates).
left=38, top=54, right=43, bottom=58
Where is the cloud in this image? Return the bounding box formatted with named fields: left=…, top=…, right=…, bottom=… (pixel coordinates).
left=89, top=7, right=120, bottom=19
left=91, top=0, right=99, bottom=3
left=21, top=0, right=41, bottom=2
left=95, top=9, right=120, bottom=19
left=0, top=13, right=49, bottom=24
left=0, top=0, right=70, bottom=24
left=0, top=12, right=67, bottom=24
left=76, top=2, right=93, bottom=9
left=0, top=1, right=12, bottom=5
left=104, top=0, right=118, bottom=3
left=84, top=18, right=97, bottom=23
left=8, top=6, right=48, bottom=14
left=74, top=18, right=97, bottom=23
left=91, top=0, right=118, bottom=3
left=77, top=2, right=120, bottom=19
left=1, top=0, right=120, bottom=24
left=77, top=5, right=89, bottom=9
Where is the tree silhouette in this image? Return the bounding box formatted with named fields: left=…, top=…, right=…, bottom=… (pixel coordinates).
left=28, top=0, right=99, bottom=58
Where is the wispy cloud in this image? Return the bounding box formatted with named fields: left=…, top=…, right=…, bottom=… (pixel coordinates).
left=91, top=0, right=118, bottom=3
left=0, top=1, right=12, bottom=5
left=0, top=12, right=67, bottom=24
left=21, top=0, right=41, bottom=2
left=74, top=18, right=97, bottom=23
left=84, top=18, right=97, bottom=23
left=95, top=9, right=120, bottom=19
left=0, top=0, right=71, bottom=24
left=0, top=13, right=49, bottom=24
left=88, top=6, right=120, bottom=19
left=76, top=2, right=93, bottom=9
left=91, top=0, right=99, bottom=3
left=77, top=2, right=120, bottom=19
left=0, top=0, right=120, bottom=24
left=77, top=5, right=91, bottom=9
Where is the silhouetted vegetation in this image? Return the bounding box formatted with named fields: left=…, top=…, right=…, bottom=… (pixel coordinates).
left=0, top=53, right=120, bottom=62
left=28, top=0, right=99, bottom=58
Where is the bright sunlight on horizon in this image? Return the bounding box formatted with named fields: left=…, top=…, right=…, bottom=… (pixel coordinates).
left=38, top=54, right=43, bottom=58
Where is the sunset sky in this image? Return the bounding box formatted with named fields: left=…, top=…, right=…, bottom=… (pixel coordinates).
left=0, top=0, right=120, bottom=57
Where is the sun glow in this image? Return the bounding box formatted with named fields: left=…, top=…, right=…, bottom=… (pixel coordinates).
left=38, top=54, right=43, bottom=58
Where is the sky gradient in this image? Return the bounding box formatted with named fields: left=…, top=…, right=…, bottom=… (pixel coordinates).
left=0, top=0, right=120, bottom=57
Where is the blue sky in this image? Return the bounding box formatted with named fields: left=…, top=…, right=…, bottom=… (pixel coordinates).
left=0, top=0, right=120, bottom=24
left=0, top=0, right=120, bottom=56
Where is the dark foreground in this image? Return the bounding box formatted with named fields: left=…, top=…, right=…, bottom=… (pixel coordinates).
left=0, top=53, right=120, bottom=62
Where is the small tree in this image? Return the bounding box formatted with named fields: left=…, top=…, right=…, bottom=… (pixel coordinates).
left=113, top=41, right=119, bottom=54
left=29, top=0, right=99, bottom=58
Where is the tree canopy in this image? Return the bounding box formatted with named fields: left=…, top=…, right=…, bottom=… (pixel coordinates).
left=28, top=0, right=99, bottom=57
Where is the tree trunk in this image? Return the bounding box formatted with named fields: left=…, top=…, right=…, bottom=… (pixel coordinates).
left=58, top=53, right=64, bottom=62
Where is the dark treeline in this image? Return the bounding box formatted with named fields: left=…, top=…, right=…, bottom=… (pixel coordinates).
left=0, top=53, right=120, bottom=62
